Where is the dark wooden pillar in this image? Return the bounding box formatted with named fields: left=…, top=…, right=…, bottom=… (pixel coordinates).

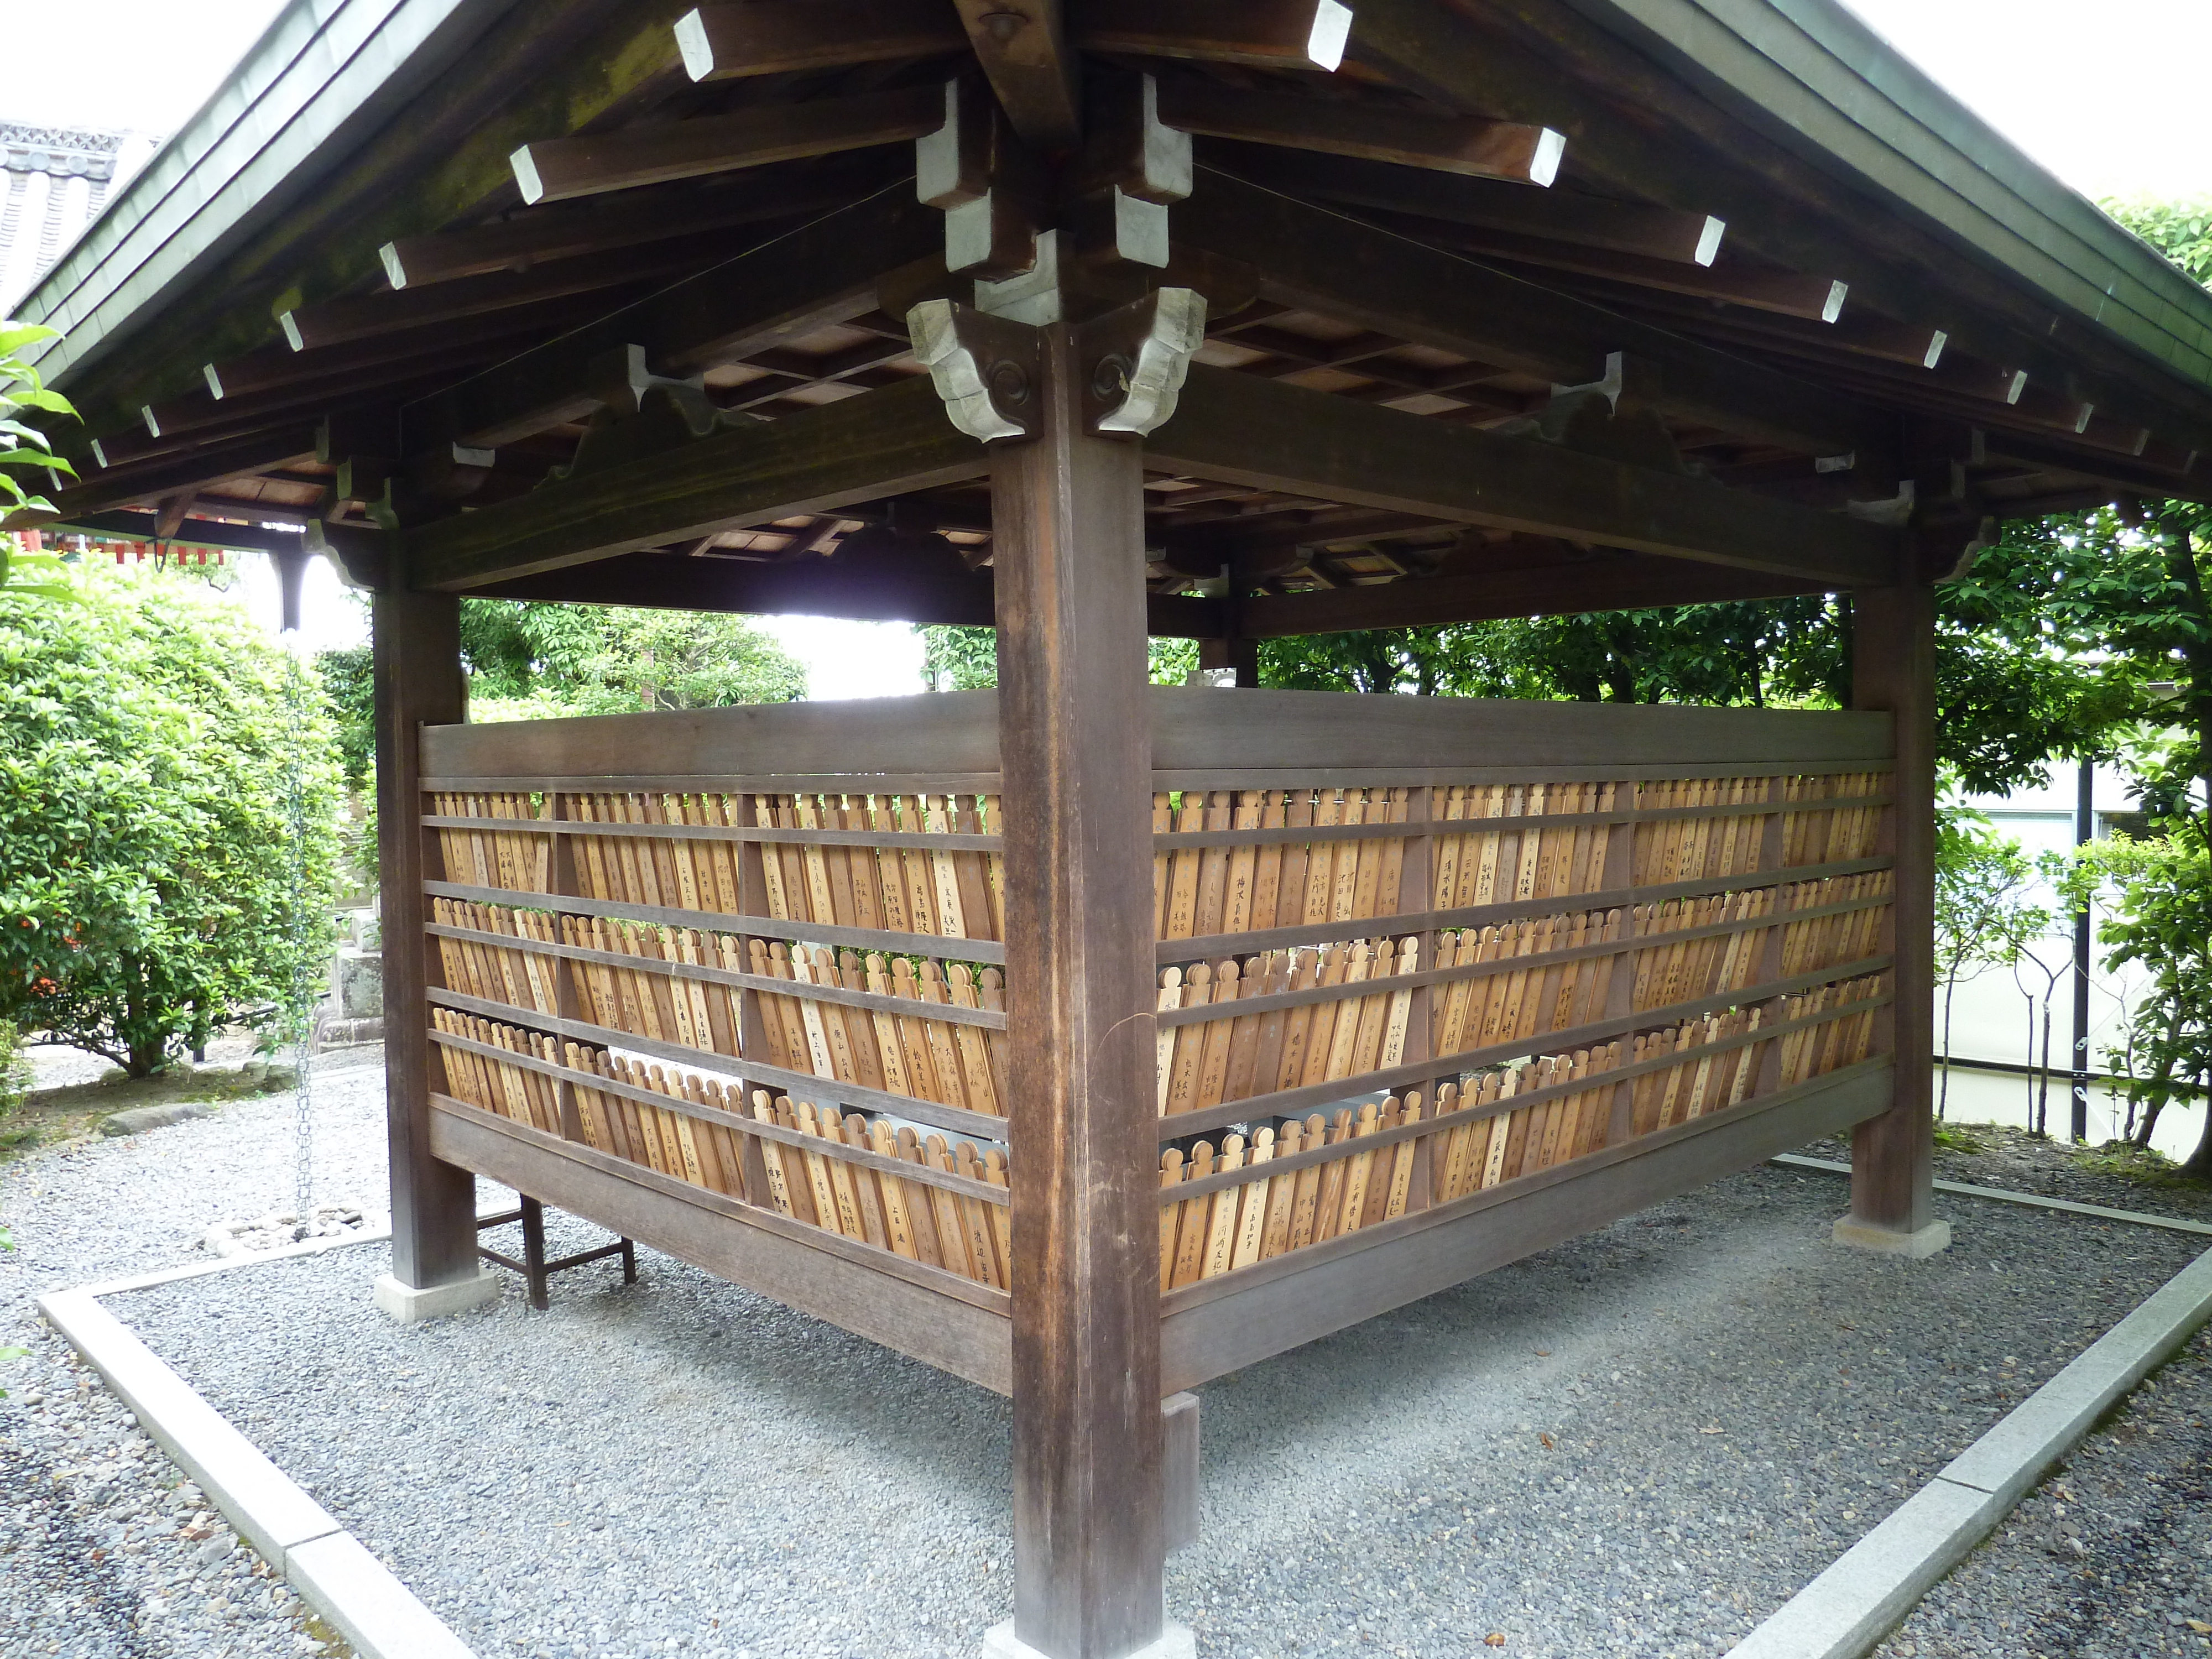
left=372, top=586, right=483, bottom=1298
left=1197, top=635, right=1259, bottom=687
left=1841, top=582, right=1948, bottom=1255
left=993, top=322, right=1173, bottom=1658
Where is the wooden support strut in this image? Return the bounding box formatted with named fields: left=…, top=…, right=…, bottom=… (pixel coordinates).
left=1844, top=581, right=1943, bottom=1250
left=992, top=322, right=1174, bottom=1657
left=375, top=585, right=479, bottom=1293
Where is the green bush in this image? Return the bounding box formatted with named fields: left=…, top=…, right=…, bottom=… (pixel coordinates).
left=0, top=571, right=343, bottom=1075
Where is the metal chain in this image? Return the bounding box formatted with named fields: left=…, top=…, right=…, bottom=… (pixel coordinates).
left=282, top=650, right=317, bottom=1226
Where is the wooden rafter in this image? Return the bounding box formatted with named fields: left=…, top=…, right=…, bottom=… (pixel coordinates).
left=1157, top=79, right=1563, bottom=185
left=1147, top=363, right=1900, bottom=586
left=405, top=376, right=984, bottom=590
left=674, top=1, right=967, bottom=82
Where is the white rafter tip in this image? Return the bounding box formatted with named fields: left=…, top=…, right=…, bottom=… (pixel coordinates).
left=1307, top=1, right=1354, bottom=71
left=672, top=9, right=714, bottom=82
left=1530, top=128, right=1566, bottom=188
left=1694, top=215, right=1726, bottom=267
left=508, top=145, right=546, bottom=207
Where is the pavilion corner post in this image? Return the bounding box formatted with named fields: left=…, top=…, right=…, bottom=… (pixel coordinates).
left=992, top=323, right=1177, bottom=1659
left=371, top=586, right=491, bottom=1314
left=1838, top=581, right=1950, bottom=1258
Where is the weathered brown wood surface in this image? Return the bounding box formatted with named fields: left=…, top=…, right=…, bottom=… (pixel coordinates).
left=376, top=585, right=478, bottom=1292
left=430, top=1099, right=1013, bottom=1391
left=1159, top=1060, right=1890, bottom=1391
left=993, top=323, right=1167, bottom=1658
left=1847, top=582, right=1938, bottom=1235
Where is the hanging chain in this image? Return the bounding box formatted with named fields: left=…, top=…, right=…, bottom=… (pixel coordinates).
left=283, top=650, right=318, bottom=1225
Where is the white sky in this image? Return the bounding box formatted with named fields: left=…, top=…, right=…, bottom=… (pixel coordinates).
left=9, top=0, right=2206, bottom=694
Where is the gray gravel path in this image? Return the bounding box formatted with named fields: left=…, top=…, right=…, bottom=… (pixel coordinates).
left=13, top=1066, right=2210, bottom=1659
left=93, top=1141, right=2208, bottom=1659
left=1872, top=1322, right=2212, bottom=1659
left=1, top=1049, right=388, bottom=1659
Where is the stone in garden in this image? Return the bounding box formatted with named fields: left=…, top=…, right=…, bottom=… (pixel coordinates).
left=100, top=1102, right=215, bottom=1137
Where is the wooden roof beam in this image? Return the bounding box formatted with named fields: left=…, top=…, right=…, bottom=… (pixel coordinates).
left=1147, top=364, right=1900, bottom=587
left=1074, top=1, right=1355, bottom=71
left=1157, top=79, right=1562, bottom=185
left=674, top=2, right=967, bottom=82
left=402, top=185, right=941, bottom=452
left=1342, top=0, right=2212, bottom=455
left=376, top=162, right=890, bottom=289
left=509, top=87, right=942, bottom=205
left=467, top=544, right=1224, bottom=637
left=1212, top=144, right=1721, bottom=264
left=1240, top=551, right=1828, bottom=635
left=30, top=425, right=321, bottom=524
left=1173, top=166, right=1894, bottom=458
left=1427, top=227, right=1847, bottom=324
left=952, top=0, right=1081, bottom=150
left=404, top=375, right=984, bottom=591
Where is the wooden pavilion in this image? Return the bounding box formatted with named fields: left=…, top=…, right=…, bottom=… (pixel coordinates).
left=17, top=2, right=2212, bottom=1654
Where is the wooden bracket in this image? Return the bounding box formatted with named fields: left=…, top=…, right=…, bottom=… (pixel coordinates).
left=1498, top=351, right=1686, bottom=473
left=919, top=77, right=1047, bottom=278
left=1079, top=287, right=1207, bottom=436
left=907, top=299, right=1045, bottom=442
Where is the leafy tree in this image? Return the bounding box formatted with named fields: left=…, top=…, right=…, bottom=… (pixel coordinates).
left=0, top=320, right=81, bottom=606
left=0, top=572, right=343, bottom=1076
left=461, top=599, right=805, bottom=716
left=917, top=625, right=1201, bottom=689
left=2065, top=822, right=2212, bottom=1167
left=1932, top=814, right=2047, bottom=1118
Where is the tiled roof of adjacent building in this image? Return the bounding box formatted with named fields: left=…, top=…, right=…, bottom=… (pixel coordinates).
left=0, top=121, right=160, bottom=315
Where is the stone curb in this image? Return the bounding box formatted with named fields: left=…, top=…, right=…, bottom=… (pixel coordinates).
left=36, top=1229, right=483, bottom=1659
left=1726, top=1224, right=2212, bottom=1658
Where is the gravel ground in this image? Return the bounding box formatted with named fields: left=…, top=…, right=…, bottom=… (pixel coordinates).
left=11, top=1069, right=2211, bottom=1659
left=95, top=1139, right=2210, bottom=1659
left=1, top=1048, right=388, bottom=1659
left=1871, top=1322, right=2212, bottom=1659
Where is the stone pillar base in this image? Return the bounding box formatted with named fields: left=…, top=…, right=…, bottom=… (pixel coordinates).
left=982, top=1621, right=1197, bottom=1659
left=1832, top=1215, right=1953, bottom=1259
left=372, top=1270, right=500, bottom=1322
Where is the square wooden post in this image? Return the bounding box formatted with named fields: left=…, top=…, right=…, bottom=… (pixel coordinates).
left=990, top=321, right=1183, bottom=1659
left=1838, top=582, right=1950, bottom=1258
left=370, top=586, right=499, bottom=1318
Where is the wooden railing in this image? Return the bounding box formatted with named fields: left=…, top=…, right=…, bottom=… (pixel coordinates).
left=410, top=691, right=1900, bottom=1388
left=1145, top=763, right=1894, bottom=1292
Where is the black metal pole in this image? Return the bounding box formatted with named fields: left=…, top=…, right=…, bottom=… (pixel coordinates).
left=2070, top=755, right=2093, bottom=1142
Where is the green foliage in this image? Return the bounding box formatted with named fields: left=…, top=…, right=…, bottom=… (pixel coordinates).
left=461, top=600, right=806, bottom=714
left=916, top=625, right=1205, bottom=689
left=1932, top=811, right=2046, bottom=1114
left=0, top=572, right=344, bottom=1076
left=1932, top=1122, right=1986, bottom=1155
left=0, top=320, right=84, bottom=607
left=2105, top=196, right=2212, bottom=286
left=315, top=643, right=374, bottom=790
left=2072, top=821, right=2212, bottom=1156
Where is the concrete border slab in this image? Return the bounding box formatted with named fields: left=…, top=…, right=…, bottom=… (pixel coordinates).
left=37, top=1235, right=484, bottom=1659
left=1728, top=1225, right=2212, bottom=1659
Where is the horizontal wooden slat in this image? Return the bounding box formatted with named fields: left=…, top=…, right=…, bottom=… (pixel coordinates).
left=1147, top=758, right=1890, bottom=790
left=430, top=1031, right=1005, bottom=1202
left=1148, top=794, right=1891, bottom=849
left=425, top=881, right=1008, bottom=966
left=1155, top=952, right=1892, bottom=1139
left=422, top=773, right=1006, bottom=795
left=1154, top=887, right=1891, bottom=1029
left=1161, top=986, right=1888, bottom=1198
left=1157, top=1061, right=1890, bottom=1391
left=421, top=813, right=1003, bottom=853
left=428, top=1100, right=1013, bottom=1393
left=426, top=919, right=1008, bottom=1029
left=422, top=688, right=1886, bottom=781
left=430, top=985, right=1006, bottom=1140
left=421, top=691, right=1001, bottom=780
left=1159, top=853, right=1891, bottom=964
